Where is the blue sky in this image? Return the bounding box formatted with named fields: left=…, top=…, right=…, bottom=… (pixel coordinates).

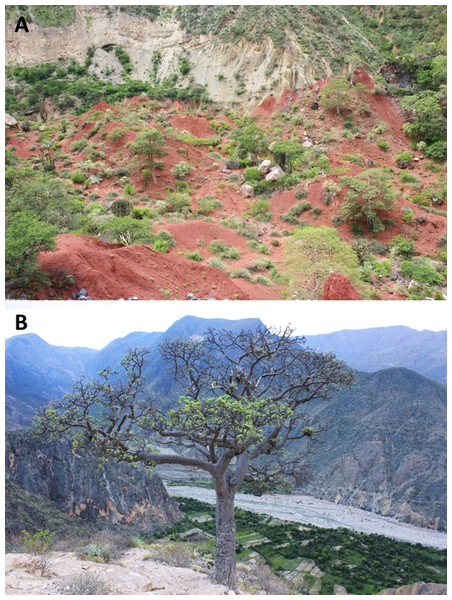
left=5, top=300, right=447, bottom=349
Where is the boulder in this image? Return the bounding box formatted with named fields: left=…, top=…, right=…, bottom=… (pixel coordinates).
left=378, top=582, right=447, bottom=595
left=268, top=141, right=276, bottom=152
left=333, top=584, right=348, bottom=595
left=258, top=159, right=272, bottom=174
left=240, top=183, right=255, bottom=198
left=265, top=165, right=284, bottom=181
left=5, top=113, right=17, bottom=127
left=225, top=159, right=240, bottom=170
left=311, top=101, right=319, bottom=110
left=364, top=158, right=374, bottom=167
left=302, top=140, right=313, bottom=148
left=322, top=273, right=362, bottom=300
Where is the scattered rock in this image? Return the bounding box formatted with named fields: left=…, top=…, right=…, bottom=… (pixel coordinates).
left=378, top=582, right=447, bottom=595
left=302, top=140, right=313, bottom=148
left=333, top=584, right=349, bottom=594
left=38, top=124, right=46, bottom=131
left=364, top=158, right=374, bottom=167
left=5, top=113, right=17, bottom=127
left=311, top=101, right=319, bottom=110
left=258, top=159, right=272, bottom=174
left=416, top=216, right=427, bottom=225
left=225, top=159, right=240, bottom=170
left=240, top=183, right=255, bottom=198
left=322, top=273, right=362, bottom=300
left=265, top=165, right=284, bottom=181
left=88, top=48, right=124, bottom=84
left=396, top=160, right=411, bottom=169
left=268, top=141, right=276, bottom=151
left=220, top=168, right=232, bottom=174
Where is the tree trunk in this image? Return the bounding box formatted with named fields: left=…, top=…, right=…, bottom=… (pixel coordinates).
left=213, top=489, right=237, bottom=589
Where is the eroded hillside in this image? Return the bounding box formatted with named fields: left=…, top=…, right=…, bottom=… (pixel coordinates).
left=5, top=5, right=447, bottom=300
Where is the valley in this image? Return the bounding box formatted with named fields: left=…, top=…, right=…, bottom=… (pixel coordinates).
left=167, top=486, right=447, bottom=549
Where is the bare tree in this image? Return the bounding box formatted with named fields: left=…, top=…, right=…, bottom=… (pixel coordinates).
left=34, top=325, right=355, bottom=589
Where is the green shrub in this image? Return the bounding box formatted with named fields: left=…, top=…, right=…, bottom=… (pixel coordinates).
left=390, top=235, right=416, bottom=258
left=245, top=199, right=271, bottom=219
left=108, top=127, right=127, bottom=142
left=110, top=200, right=132, bottom=217
left=58, top=572, right=112, bottom=595
left=395, top=151, right=412, bottom=165
left=186, top=250, right=203, bottom=261
left=244, top=166, right=261, bottom=181
left=207, top=257, right=227, bottom=271
left=295, top=188, right=308, bottom=200
left=401, top=258, right=443, bottom=285
left=377, top=140, right=389, bottom=151
left=400, top=172, right=419, bottom=184
left=282, top=201, right=312, bottom=223
left=70, top=139, right=88, bottom=153
left=123, top=183, right=136, bottom=197
left=253, top=275, right=272, bottom=286
left=231, top=268, right=252, bottom=281
left=70, top=171, right=86, bottom=184
left=132, top=207, right=154, bottom=220
left=247, top=240, right=271, bottom=254
left=209, top=240, right=240, bottom=260
left=172, top=161, right=192, bottom=179
left=114, top=166, right=131, bottom=178
left=425, top=141, right=447, bottom=162
left=153, top=239, right=171, bottom=253
left=197, top=196, right=223, bottom=215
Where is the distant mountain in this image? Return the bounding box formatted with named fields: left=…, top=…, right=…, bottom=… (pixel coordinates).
left=298, top=368, right=447, bottom=530
left=305, top=327, right=446, bottom=384
left=5, top=319, right=447, bottom=530
left=5, top=334, right=96, bottom=429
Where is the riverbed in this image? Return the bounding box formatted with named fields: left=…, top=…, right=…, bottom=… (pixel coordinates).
left=168, top=486, right=447, bottom=549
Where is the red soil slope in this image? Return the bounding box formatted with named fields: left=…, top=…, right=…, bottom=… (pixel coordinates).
left=37, top=234, right=249, bottom=300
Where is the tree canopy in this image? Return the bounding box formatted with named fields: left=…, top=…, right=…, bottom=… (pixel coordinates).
left=34, top=324, right=355, bottom=588
left=339, top=169, right=396, bottom=234
left=129, top=128, right=168, bottom=183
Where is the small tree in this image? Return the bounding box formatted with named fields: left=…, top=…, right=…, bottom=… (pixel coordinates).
left=340, top=169, right=396, bottom=234
left=129, top=128, right=168, bottom=184
left=34, top=325, right=355, bottom=589
left=271, top=140, right=304, bottom=173
left=284, top=226, right=364, bottom=299
left=320, top=78, right=352, bottom=115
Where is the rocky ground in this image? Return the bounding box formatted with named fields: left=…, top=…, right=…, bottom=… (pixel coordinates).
left=168, top=487, right=447, bottom=549
left=5, top=548, right=230, bottom=595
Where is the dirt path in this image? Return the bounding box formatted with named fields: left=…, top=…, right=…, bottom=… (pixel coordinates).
left=168, top=487, right=447, bottom=549
left=5, top=549, right=229, bottom=595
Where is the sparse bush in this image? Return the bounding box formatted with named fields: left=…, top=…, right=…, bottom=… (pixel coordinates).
left=390, top=235, right=416, bottom=258
left=377, top=140, right=389, bottom=151
left=295, top=188, right=308, bottom=200
left=58, top=572, right=112, bottom=595
left=186, top=250, right=203, bottom=261
left=153, top=239, right=171, bottom=252
left=282, top=201, right=312, bottom=223
left=110, top=199, right=132, bottom=217
left=70, top=139, right=88, bottom=153
left=253, top=275, right=272, bottom=286
left=70, top=171, right=86, bottom=184
left=197, top=196, right=223, bottom=215
left=244, top=166, right=261, bottom=181
left=231, top=268, right=253, bottom=281
left=400, top=172, right=419, bottom=184
left=209, top=240, right=240, bottom=260
left=108, top=127, right=127, bottom=142
left=143, top=542, right=196, bottom=568
left=172, top=161, right=192, bottom=179
left=207, top=257, right=227, bottom=271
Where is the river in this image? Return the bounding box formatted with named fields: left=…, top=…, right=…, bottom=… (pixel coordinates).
left=168, top=486, right=447, bottom=549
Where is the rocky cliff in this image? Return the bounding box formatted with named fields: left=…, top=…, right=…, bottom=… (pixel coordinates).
left=6, top=431, right=181, bottom=533
left=5, top=5, right=384, bottom=103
